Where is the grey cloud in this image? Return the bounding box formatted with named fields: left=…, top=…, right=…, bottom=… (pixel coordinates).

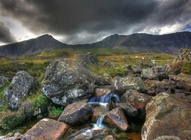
left=151, top=0, right=191, bottom=25
left=0, top=0, right=190, bottom=44
left=0, top=22, right=16, bottom=44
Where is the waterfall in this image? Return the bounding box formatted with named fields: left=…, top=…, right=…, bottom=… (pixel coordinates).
left=93, top=115, right=105, bottom=129
left=87, top=92, right=120, bottom=130
left=88, top=93, right=120, bottom=104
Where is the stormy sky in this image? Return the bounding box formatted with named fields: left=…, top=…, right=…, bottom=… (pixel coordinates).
left=0, top=0, right=191, bottom=45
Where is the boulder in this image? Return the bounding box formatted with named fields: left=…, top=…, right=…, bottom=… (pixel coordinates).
left=4, top=71, right=37, bottom=110
left=113, top=76, right=147, bottom=93
left=74, top=52, right=98, bottom=67
left=132, top=65, right=142, bottom=74
left=0, top=76, right=9, bottom=88
left=22, top=118, right=69, bottom=140
left=142, top=93, right=191, bottom=140
left=58, top=100, right=93, bottom=126
left=118, top=103, right=138, bottom=117
left=105, top=107, right=129, bottom=131
left=145, top=79, right=176, bottom=95
left=121, top=90, right=151, bottom=119
left=141, top=68, right=157, bottom=80
left=42, top=60, right=107, bottom=106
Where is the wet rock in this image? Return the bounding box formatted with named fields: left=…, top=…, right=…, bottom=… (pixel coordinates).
left=74, top=52, right=98, bottom=67
left=22, top=118, right=69, bottom=140
left=105, top=107, right=129, bottom=131
left=0, top=76, right=9, bottom=88
left=118, top=103, right=138, bottom=117
left=66, top=129, right=93, bottom=140
left=121, top=90, right=151, bottom=119
left=142, top=93, right=191, bottom=140
left=4, top=71, right=37, bottom=110
left=95, top=86, right=112, bottom=96
left=91, top=105, right=109, bottom=123
left=58, top=100, right=93, bottom=126
left=0, top=132, right=23, bottom=140
left=42, top=60, right=107, bottom=106
left=113, top=76, right=147, bottom=93
left=103, top=135, right=115, bottom=140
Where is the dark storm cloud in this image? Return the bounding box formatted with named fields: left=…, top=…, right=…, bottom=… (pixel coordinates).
left=0, top=22, right=16, bottom=44
left=0, top=0, right=191, bottom=44
left=0, top=0, right=157, bottom=43
left=153, top=0, right=191, bottom=25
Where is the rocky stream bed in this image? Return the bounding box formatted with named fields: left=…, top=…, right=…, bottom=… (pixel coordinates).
left=0, top=50, right=191, bottom=140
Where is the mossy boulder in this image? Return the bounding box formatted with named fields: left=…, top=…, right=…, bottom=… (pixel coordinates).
left=142, top=93, right=191, bottom=140
left=0, top=94, right=48, bottom=129
left=4, top=71, right=38, bottom=110
left=42, top=59, right=107, bottom=106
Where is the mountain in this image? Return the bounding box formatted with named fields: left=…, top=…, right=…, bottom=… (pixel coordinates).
left=0, top=31, right=191, bottom=57
left=87, top=31, right=191, bottom=54
left=0, top=34, right=67, bottom=57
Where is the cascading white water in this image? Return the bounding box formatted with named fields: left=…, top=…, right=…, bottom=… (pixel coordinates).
left=87, top=93, right=120, bottom=130
left=93, top=115, right=105, bottom=129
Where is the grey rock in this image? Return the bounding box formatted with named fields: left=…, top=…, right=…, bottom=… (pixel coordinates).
left=42, top=59, right=107, bottom=106
left=113, top=76, right=147, bottom=93
left=141, top=68, right=157, bottom=80
left=0, top=76, right=9, bottom=88
left=132, top=65, right=142, bottom=74
left=74, top=52, right=98, bottom=67
left=4, top=71, right=37, bottom=110
left=121, top=90, right=151, bottom=119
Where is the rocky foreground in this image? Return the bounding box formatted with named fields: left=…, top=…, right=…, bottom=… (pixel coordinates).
left=0, top=50, right=191, bottom=140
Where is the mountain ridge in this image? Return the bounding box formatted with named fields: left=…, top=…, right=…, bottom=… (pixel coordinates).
left=0, top=31, right=191, bottom=57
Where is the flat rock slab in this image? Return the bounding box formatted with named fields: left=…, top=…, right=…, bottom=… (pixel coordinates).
left=22, top=118, right=69, bottom=140
left=105, top=107, right=129, bottom=131
left=58, top=99, right=93, bottom=126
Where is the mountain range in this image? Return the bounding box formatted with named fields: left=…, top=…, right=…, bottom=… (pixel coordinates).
left=0, top=31, right=191, bottom=57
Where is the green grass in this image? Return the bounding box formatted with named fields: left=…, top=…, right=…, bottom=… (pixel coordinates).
left=49, top=106, right=63, bottom=118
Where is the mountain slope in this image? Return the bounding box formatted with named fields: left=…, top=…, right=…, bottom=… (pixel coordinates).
left=90, top=32, right=191, bottom=54
left=0, top=34, right=67, bottom=57
left=0, top=31, right=191, bottom=57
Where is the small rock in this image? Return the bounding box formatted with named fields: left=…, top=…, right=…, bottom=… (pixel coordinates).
left=95, top=86, right=112, bottom=96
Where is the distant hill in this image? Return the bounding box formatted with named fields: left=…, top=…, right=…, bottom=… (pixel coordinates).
left=0, top=31, right=191, bottom=57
